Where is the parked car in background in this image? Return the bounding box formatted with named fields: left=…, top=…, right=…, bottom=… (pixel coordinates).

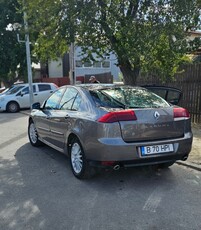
left=0, top=83, right=58, bottom=112
left=0, top=87, right=6, bottom=93
left=28, top=84, right=192, bottom=179
left=142, top=85, right=182, bottom=105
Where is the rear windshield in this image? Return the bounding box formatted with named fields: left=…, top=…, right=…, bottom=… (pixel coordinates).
left=90, top=87, right=170, bottom=108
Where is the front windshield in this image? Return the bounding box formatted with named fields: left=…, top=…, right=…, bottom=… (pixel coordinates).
left=5, top=85, right=25, bottom=95
left=90, top=87, right=170, bottom=108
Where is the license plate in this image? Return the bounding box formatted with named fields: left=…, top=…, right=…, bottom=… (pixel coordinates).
left=141, top=144, right=174, bottom=156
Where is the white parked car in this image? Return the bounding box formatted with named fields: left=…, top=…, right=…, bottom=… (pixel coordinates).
left=0, top=83, right=58, bottom=112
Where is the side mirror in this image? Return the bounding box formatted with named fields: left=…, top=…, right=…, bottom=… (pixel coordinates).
left=32, top=102, right=41, bottom=110
left=20, top=91, right=25, bottom=97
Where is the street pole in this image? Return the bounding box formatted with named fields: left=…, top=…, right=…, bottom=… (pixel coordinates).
left=69, top=43, right=75, bottom=85
left=24, top=11, right=33, bottom=110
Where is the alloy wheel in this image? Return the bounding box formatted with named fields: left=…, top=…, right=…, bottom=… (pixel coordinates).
left=29, top=122, right=38, bottom=144
left=71, top=142, right=83, bottom=174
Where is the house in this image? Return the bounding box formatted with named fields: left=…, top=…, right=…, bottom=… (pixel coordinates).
left=39, top=46, right=121, bottom=85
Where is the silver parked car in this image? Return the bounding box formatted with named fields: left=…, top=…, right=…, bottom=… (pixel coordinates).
left=28, top=84, right=193, bottom=179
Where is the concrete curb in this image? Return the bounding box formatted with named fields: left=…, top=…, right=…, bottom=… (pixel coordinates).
left=20, top=110, right=30, bottom=116
left=176, top=161, right=201, bottom=172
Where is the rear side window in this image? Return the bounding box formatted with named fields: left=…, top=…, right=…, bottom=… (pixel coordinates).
left=59, top=88, right=79, bottom=110
left=38, top=84, right=51, bottom=91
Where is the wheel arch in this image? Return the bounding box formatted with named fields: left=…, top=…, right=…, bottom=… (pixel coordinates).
left=66, top=133, right=82, bottom=157
left=6, top=100, right=20, bottom=112
left=29, top=117, right=33, bottom=124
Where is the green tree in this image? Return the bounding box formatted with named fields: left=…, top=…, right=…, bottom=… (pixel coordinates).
left=24, top=0, right=201, bottom=85
left=0, top=0, right=27, bottom=87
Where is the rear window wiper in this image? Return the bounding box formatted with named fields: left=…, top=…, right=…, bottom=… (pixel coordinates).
left=99, top=91, right=128, bottom=109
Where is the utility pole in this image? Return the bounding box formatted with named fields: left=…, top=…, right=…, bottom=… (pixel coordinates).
left=24, top=11, right=33, bottom=110
left=69, top=43, right=75, bottom=85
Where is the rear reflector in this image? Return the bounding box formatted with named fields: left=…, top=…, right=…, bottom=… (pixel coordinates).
left=98, top=110, right=137, bottom=123
left=101, top=161, right=115, bottom=166
left=173, top=108, right=190, bottom=118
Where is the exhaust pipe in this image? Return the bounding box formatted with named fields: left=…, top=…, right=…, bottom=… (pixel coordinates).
left=182, top=155, right=188, bottom=161
left=113, top=165, right=120, bottom=170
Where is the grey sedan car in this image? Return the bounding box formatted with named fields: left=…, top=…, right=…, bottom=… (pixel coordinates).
left=28, top=84, right=193, bottom=179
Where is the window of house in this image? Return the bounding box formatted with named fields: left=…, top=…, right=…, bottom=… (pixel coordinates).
left=93, top=61, right=102, bottom=68
left=83, top=61, right=93, bottom=67
left=75, top=60, right=83, bottom=68
left=102, top=61, right=110, bottom=68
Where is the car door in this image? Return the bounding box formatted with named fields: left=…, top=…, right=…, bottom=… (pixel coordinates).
left=34, top=88, right=66, bottom=144
left=49, top=87, right=81, bottom=150
left=16, top=85, right=36, bottom=108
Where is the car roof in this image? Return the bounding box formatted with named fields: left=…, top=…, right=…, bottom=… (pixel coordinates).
left=11, top=82, right=55, bottom=87
left=73, top=84, right=143, bottom=91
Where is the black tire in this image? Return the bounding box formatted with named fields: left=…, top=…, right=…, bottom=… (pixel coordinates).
left=6, top=101, right=19, bottom=113
left=28, top=121, right=43, bottom=147
left=158, top=161, right=175, bottom=169
left=69, top=137, right=96, bottom=179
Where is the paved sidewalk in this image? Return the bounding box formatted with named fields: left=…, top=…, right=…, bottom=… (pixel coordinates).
left=177, top=124, right=201, bottom=171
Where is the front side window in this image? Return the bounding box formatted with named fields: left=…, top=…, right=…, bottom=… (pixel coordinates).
left=44, top=88, right=65, bottom=109
left=5, top=85, right=25, bottom=95
left=19, top=85, right=36, bottom=95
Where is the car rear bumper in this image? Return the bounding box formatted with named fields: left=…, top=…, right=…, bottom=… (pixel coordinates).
left=84, top=132, right=193, bottom=163
left=89, top=152, right=189, bottom=169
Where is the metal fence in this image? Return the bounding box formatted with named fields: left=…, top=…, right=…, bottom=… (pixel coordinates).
left=137, top=64, right=201, bottom=123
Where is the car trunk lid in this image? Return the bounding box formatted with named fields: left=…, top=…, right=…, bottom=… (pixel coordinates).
left=119, top=107, right=186, bottom=142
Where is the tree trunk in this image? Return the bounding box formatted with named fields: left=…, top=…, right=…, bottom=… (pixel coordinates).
left=119, top=65, right=140, bottom=86
left=118, top=57, right=140, bottom=85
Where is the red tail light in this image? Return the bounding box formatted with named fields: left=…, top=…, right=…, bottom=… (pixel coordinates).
left=98, top=110, right=137, bottom=123
left=173, top=108, right=190, bottom=118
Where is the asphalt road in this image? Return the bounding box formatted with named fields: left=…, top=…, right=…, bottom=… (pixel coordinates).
left=0, top=112, right=201, bottom=230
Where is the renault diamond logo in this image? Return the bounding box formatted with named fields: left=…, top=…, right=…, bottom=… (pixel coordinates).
left=154, top=111, right=160, bottom=120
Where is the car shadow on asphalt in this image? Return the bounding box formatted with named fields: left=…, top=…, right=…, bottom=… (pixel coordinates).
left=14, top=142, right=177, bottom=186
left=0, top=142, right=185, bottom=230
